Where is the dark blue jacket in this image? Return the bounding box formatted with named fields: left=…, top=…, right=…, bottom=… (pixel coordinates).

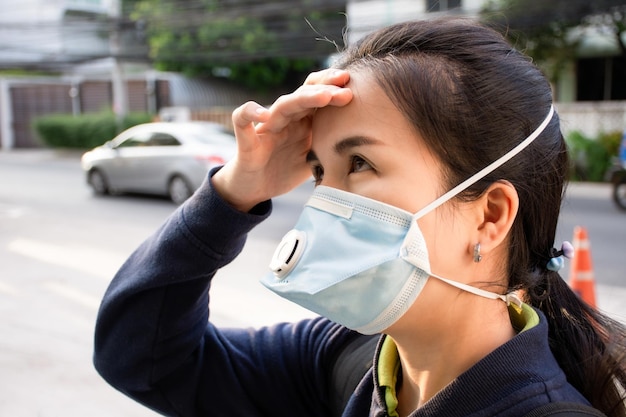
left=93, top=174, right=589, bottom=416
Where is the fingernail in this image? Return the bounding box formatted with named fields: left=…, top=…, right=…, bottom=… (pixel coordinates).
left=255, top=107, right=268, bottom=115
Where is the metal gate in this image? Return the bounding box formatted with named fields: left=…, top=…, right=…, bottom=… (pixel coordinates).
left=11, top=84, right=73, bottom=148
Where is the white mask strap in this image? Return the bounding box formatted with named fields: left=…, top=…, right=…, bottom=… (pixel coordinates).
left=413, top=105, right=555, bottom=220
left=430, top=273, right=523, bottom=309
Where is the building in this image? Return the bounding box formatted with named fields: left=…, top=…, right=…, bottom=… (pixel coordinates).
left=0, top=0, right=145, bottom=149
left=0, top=0, right=624, bottom=149
left=0, top=0, right=119, bottom=70
left=345, top=0, right=483, bottom=43
left=0, top=0, right=271, bottom=150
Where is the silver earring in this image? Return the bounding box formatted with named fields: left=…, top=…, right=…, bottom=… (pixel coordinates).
left=473, top=243, right=482, bottom=263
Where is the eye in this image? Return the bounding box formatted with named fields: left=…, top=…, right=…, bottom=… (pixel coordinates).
left=349, top=155, right=373, bottom=174
left=310, top=164, right=324, bottom=186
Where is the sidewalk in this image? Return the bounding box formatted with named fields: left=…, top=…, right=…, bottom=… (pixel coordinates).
left=0, top=147, right=84, bottom=162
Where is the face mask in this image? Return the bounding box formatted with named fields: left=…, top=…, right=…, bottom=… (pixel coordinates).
left=260, top=105, right=554, bottom=334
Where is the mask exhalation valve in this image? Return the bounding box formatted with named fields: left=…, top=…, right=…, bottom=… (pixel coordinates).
left=269, top=229, right=307, bottom=279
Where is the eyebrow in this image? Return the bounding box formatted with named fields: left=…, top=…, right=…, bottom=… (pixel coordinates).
left=334, top=136, right=382, bottom=154
left=306, top=136, right=383, bottom=162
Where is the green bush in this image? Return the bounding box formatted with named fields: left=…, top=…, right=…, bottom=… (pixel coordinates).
left=598, top=130, right=623, bottom=157
left=34, top=112, right=153, bottom=149
left=565, top=130, right=616, bottom=182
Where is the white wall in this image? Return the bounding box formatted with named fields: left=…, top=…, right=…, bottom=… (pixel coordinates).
left=557, top=102, right=626, bottom=138
left=0, top=0, right=117, bottom=66
left=0, top=0, right=63, bottom=63
left=346, top=0, right=488, bottom=43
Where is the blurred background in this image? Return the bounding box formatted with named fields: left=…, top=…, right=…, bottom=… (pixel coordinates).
left=0, top=0, right=625, bottom=157
left=0, top=0, right=625, bottom=415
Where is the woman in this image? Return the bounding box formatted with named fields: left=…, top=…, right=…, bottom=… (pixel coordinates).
left=93, top=18, right=626, bottom=416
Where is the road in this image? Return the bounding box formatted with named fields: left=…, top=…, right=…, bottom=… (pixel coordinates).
left=0, top=149, right=624, bottom=416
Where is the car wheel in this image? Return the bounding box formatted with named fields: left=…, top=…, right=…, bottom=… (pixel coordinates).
left=88, top=169, right=109, bottom=195
left=168, top=175, right=193, bottom=205
left=613, top=178, right=626, bottom=211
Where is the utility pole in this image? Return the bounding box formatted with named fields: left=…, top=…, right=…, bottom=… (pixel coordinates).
left=110, top=0, right=128, bottom=132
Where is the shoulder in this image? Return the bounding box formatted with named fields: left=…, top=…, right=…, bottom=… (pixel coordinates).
left=523, top=402, right=606, bottom=417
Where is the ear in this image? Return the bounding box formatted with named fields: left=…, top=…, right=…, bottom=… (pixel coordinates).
left=473, top=180, right=519, bottom=254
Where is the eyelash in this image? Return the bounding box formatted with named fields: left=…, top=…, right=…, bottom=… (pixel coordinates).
left=311, top=164, right=324, bottom=185
left=310, top=155, right=373, bottom=186
left=350, top=155, right=371, bottom=173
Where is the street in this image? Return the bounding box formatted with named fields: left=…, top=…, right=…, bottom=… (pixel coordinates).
left=0, top=149, right=624, bottom=416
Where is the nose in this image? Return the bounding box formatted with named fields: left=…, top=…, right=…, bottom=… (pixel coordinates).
left=318, top=176, right=345, bottom=192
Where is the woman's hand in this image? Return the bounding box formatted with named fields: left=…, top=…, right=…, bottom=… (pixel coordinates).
left=212, top=69, right=352, bottom=212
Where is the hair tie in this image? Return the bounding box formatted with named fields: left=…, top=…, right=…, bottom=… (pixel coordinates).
left=546, top=241, right=574, bottom=272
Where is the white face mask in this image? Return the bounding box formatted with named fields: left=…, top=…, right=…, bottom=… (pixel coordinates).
left=260, top=106, right=554, bottom=334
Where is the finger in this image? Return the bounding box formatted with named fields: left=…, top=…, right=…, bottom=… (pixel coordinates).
left=327, top=86, right=353, bottom=107
left=259, top=86, right=351, bottom=134
left=303, top=68, right=350, bottom=87
left=232, top=101, right=269, bottom=151
left=232, top=101, right=269, bottom=129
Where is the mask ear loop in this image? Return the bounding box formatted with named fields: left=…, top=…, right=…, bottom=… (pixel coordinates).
left=412, top=105, right=555, bottom=221
left=409, top=105, right=554, bottom=311
left=430, top=273, right=523, bottom=312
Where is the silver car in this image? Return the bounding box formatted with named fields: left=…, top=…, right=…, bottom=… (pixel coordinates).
left=81, top=122, right=237, bottom=204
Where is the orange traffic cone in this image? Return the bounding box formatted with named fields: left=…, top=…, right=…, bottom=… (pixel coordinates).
left=568, top=226, right=597, bottom=308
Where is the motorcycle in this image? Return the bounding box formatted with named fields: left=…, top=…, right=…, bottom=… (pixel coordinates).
left=609, top=131, right=626, bottom=211
left=611, top=162, right=626, bottom=211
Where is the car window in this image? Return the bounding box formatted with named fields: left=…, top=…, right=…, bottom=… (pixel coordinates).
left=116, top=132, right=152, bottom=148
left=148, top=133, right=181, bottom=146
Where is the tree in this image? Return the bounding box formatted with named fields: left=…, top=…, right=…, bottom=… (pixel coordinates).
left=125, top=0, right=346, bottom=91
left=481, top=0, right=626, bottom=85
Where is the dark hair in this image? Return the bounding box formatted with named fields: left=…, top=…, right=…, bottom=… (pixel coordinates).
left=336, top=18, right=626, bottom=416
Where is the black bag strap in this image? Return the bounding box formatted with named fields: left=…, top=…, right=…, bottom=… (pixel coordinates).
left=523, top=402, right=607, bottom=417
left=329, top=334, right=379, bottom=417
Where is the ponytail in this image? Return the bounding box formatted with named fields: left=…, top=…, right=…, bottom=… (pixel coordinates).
left=530, top=272, right=626, bottom=416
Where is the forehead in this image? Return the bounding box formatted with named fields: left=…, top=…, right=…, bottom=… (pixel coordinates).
left=311, top=71, right=419, bottom=149
left=315, top=71, right=394, bottom=119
